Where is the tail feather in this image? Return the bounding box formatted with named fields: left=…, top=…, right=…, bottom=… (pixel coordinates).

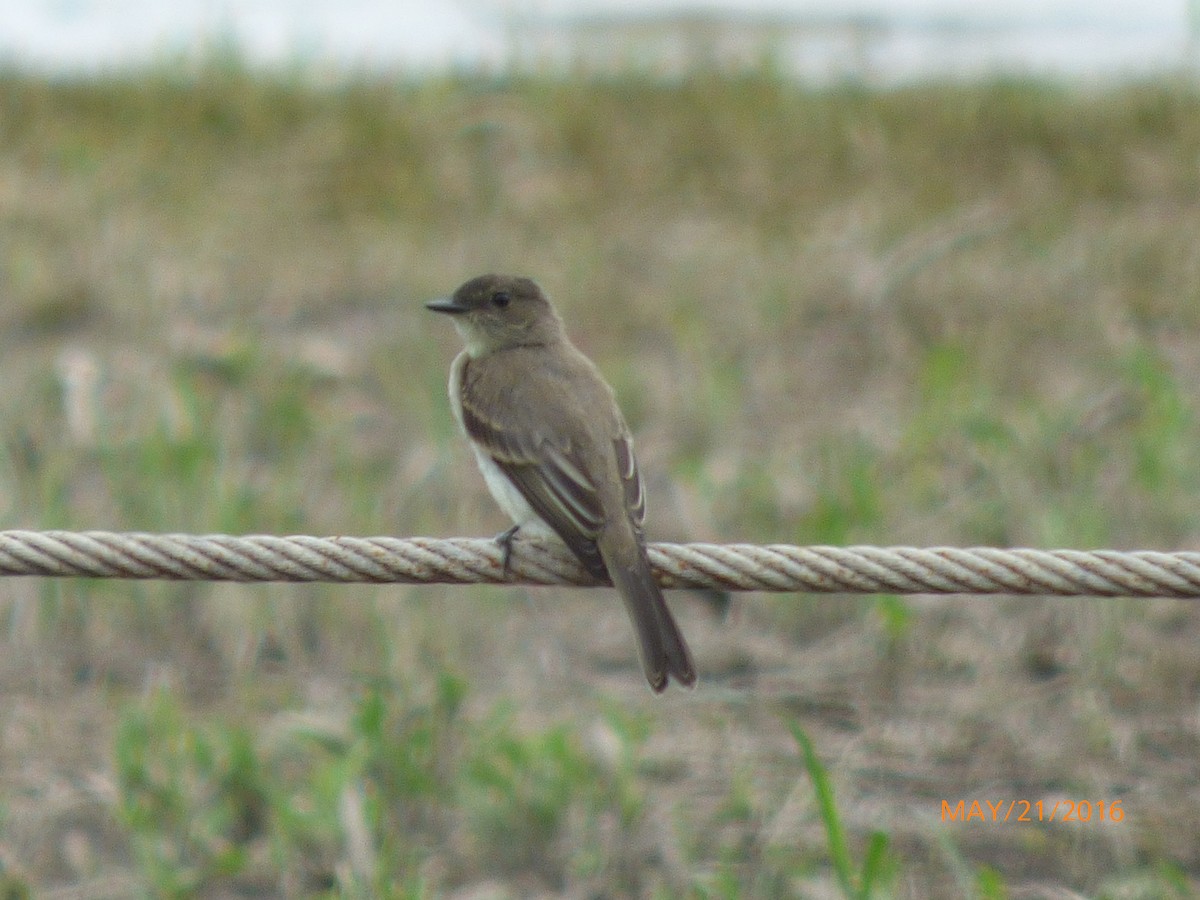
left=600, top=531, right=696, bottom=692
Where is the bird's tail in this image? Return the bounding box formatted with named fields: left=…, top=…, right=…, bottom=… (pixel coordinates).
left=600, top=530, right=696, bottom=692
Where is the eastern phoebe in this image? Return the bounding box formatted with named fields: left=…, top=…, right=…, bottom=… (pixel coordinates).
left=427, top=274, right=696, bottom=692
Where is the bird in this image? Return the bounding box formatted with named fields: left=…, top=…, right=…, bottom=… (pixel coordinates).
left=426, top=274, right=696, bottom=692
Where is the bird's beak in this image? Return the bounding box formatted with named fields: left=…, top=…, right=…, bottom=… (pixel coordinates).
left=425, top=297, right=470, bottom=315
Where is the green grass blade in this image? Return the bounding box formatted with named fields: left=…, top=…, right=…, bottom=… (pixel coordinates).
left=787, top=720, right=857, bottom=898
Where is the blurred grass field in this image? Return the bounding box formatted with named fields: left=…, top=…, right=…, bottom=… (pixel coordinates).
left=1, top=60, right=1199, bottom=896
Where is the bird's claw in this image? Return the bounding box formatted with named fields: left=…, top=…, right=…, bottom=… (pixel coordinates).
left=495, top=524, right=521, bottom=576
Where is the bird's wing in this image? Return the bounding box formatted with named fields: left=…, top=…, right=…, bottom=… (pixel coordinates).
left=459, top=386, right=609, bottom=578
left=612, top=432, right=646, bottom=532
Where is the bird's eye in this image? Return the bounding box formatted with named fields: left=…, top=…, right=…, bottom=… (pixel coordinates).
left=491, top=291, right=511, bottom=308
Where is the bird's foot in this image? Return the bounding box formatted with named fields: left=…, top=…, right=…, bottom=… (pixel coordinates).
left=494, top=524, right=521, bottom=576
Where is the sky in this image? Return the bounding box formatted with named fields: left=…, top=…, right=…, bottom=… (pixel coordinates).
left=0, top=0, right=1194, bottom=79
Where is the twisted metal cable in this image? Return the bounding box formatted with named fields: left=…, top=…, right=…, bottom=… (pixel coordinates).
left=0, top=530, right=1199, bottom=597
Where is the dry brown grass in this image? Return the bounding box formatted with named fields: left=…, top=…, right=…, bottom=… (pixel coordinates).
left=0, top=64, right=1198, bottom=896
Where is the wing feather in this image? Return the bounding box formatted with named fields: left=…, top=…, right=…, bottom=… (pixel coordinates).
left=613, top=436, right=645, bottom=530
left=458, top=383, right=608, bottom=578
